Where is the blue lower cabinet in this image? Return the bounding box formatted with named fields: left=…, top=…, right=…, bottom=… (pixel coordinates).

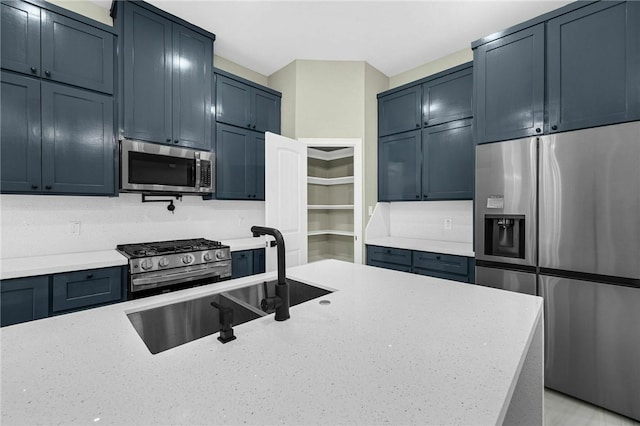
left=51, top=267, right=124, bottom=313
left=231, top=250, right=254, bottom=279
left=366, top=244, right=474, bottom=283
left=0, top=276, right=49, bottom=327
left=232, top=248, right=266, bottom=278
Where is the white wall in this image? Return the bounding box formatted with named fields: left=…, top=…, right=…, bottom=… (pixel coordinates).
left=0, top=194, right=264, bottom=259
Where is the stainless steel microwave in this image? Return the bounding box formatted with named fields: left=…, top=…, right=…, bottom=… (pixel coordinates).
left=120, top=140, right=214, bottom=194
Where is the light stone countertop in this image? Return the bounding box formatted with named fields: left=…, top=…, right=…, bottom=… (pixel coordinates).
left=0, top=238, right=267, bottom=280
left=0, top=260, right=541, bottom=425
left=366, top=236, right=475, bottom=257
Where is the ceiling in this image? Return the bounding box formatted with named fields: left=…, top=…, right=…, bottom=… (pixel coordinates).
left=92, top=0, right=573, bottom=77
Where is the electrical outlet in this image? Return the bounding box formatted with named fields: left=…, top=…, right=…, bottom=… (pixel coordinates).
left=69, top=221, right=81, bottom=235
left=444, top=218, right=453, bottom=230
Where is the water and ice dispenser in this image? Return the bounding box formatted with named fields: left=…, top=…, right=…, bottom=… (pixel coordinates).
left=484, top=215, right=525, bottom=259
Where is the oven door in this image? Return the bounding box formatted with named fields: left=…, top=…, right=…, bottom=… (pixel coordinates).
left=130, top=261, right=232, bottom=293
left=120, top=139, right=212, bottom=193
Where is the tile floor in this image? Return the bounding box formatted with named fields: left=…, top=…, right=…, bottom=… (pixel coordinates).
left=544, top=389, right=640, bottom=426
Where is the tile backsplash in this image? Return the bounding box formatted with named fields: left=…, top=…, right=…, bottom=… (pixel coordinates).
left=389, top=201, right=473, bottom=243
left=0, top=194, right=265, bottom=258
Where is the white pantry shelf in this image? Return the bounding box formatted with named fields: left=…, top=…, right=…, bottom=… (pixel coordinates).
left=307, top=147, right=354, bottom=161
left=307, top=176, right=354, bottom=186
left=308, top=230, right=355, bottom=237
left=308, top=204, right=354, bottom=210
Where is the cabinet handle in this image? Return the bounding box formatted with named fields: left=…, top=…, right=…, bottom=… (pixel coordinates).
left=44, top=70, right=51, bottom=77
left=535, top=127, right=541, bottom=133
left=436, top=256, right=441, bottom=260
left=415, top=123, right=420, bottom=128
left=86, top=273, right=93, bottom=279
left=45, top=185, right=52, bottom=190
left=30, top=66, right=37, bottom=74
left=424, top=121, right=428, bottom=126
left=174, top=140, right=179, bottom=144
left=252, top=125, right=256, bottom=129
left=166, top=138, right=171, bottom=142
left=415, top=195, right=420, bottom=199
left=247, top=123, right=252, bottom=128
left=423, top=195, right=428, bottom=198
left=551, top=125, right=558, bottom=131
left=31, top=184, right=39, bottom=190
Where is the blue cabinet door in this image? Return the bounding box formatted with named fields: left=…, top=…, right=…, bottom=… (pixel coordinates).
left=41, top=10, right=114, bottom=94
left=1, top=276, right=49, bottom=327
left=547, top=1, right=640, bottom=133
left=123, top=3, right=172, bottom=144
left=252, top=88, right=281, bottom=133
left=52, top=267, right=123, bottom=313
left=231, top=250, right=254, bottom=278
left=216, top=123, right=254, bottom=199
left=253, top=248, right=266, bottom=274
left=378, top=86, right=421, bottom=137
left=422, top=119, right=473, bottom=200
left=474, top=23, right=544, bottom=144
left=172, top=23, right=212, bottom=150
left=422, top=67, right=472, bottom=127
left=216, top=74, right=251, bottom=130
left=1, top=0, right=40, bottom=76
left=41, top=81, right=114, bottom=195
left=0, top=72, right=41, bottom=193
left=378, top=130, right=421, bottom=201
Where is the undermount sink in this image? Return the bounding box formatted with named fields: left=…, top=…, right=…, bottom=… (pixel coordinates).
left=127, top=279, right=332, bottom=354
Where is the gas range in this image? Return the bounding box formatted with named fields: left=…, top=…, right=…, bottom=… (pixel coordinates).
left=117, top=238, right=232, bottom=298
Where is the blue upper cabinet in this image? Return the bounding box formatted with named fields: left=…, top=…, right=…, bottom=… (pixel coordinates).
left=41, top=10, right=114, bottom=94
left=473, top=1, right=640, bottom=142
left=216, top=74, right=252, bottom=129
left=377, top=64, right=474, bottom=202
left=547, top=1, right=640, bottom=133
left=422, top=119, right=474, bottom=200
left=122, top=3, right=172, bottom=144
left=41, top=82, right=114, bottom=195
left=0, top=72, right=41, bottom=193
left=172, top=23, right=213, bottom=150
left=1, top=0, right=40, bottom=77
left=474, top=24, right=545, bottom=144
left=378, top=130, right=421, bottom=201
left=422, top=68, right=473, bottom=127
left=378, top=86, right=421, bottom=137
left=117, top=1, right=214, bottom=150
left=216, top=123, right=263, bottom=200
left=1, top=1, right=114, bottom=94
left=215, top=73, right=281, bottom=134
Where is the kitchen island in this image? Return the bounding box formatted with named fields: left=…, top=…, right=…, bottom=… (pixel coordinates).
left=0, top=260, right=542, bottom=425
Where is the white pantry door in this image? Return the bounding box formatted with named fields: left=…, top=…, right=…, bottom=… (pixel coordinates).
left=264, top=132, right=308, bottom=272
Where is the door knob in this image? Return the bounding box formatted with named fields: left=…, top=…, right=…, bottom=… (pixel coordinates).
left=44, top=70, right=51, bottom=77
left=30, top=67, right=37, bottom=74
left=535, top=127, right=541, bottom=133
left=551, top=125, right=558, bottom=131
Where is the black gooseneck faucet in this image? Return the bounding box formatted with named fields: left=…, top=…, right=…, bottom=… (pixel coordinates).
left=251, top=226, right=290, bottom=321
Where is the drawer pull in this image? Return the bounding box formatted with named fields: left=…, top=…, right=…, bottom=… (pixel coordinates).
left=86, top=274, right=93, bottom=279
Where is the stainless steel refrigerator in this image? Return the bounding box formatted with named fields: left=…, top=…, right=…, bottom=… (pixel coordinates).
left=474, top=121, right=640, bottom=421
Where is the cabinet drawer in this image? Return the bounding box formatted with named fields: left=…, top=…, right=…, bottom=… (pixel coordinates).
left=367, top=259, right=412, bottom=273
left=231, top=250, right=254, bottom=278
left=52, top=267, right=123, bottom=313
left=412, top=251, right=468, bottom=276
left=367, top=245, right=412, bottom=266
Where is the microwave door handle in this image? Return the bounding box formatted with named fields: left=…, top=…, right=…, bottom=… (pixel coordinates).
left=195, top=157, right=202, bottom=188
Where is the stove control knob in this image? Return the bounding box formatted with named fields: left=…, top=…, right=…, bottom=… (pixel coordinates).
left=215, top=250, right=226, bottom=260
left=158, top=257, right=170, bottom=268
left=182, top=254, right=194, bottom=265
left=203, top=252, right=213, bottom=262
left=140, top=259, right=153, bottom=270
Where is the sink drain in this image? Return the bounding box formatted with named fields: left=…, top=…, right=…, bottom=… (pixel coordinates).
left=319, top=300, right=331, bottom=306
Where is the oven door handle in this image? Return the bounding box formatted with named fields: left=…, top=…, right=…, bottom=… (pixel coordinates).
left=132, top=268, right=224, bottom=286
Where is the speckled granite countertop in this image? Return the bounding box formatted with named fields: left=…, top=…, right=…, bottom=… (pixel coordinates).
left=0, top=260, right=541, bottom=425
